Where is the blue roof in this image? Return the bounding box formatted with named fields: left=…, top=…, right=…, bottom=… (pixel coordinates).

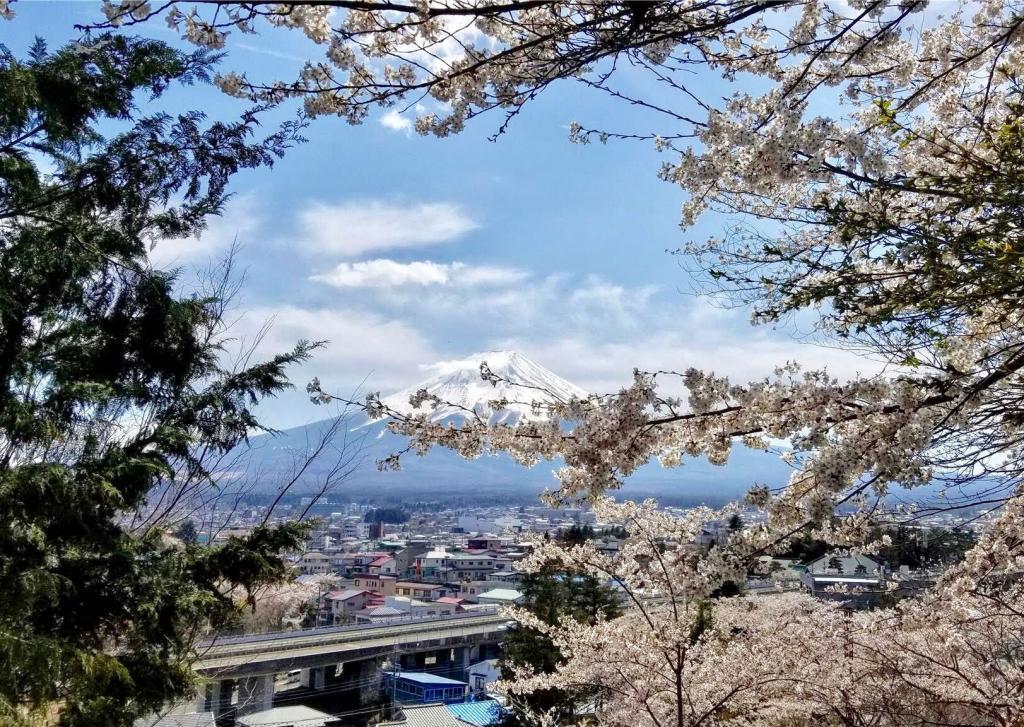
left=390, top=671, right=468, bottom=686
left=446, top=701, right=502, bottom=726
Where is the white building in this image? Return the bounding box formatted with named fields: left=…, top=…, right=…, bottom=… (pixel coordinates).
left=468, top=658, right=501, bottom=696
left=476, top=588, right=523, bottom=605
left=297, top=551, right=330, bottom=575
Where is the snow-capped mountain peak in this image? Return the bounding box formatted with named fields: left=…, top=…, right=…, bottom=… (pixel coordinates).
left=380, top=350, right=588, bottom=424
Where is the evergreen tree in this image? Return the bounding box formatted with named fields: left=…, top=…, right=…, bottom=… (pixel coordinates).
left=498, top=566, right=622, bottom=725
left=558, top=523, right=594, bottom=546
left=363, top=507, right=409, bottom=524
left=174, top=519, right=199, bottom=545
left=0, top=36, right=309, bottom=726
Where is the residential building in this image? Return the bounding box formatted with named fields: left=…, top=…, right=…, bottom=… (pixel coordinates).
left=414, top=548, right=450, bottom=578
left=446, top=701, right=503, bottom=727
left=383, top=596, right=458, bottom=618
left=384, top=672, right=469, bottom=705
left=342, top=521, right=371, bottom=539
left=326, top=589, right=377, bottom=623
left=446, top=553, right=497, bottom=581
left=395, top=581, right=448, bottom=600
left=378, top=702, right=503, bottom=727
left=466, top=537, right=503, bottom=551
left=467, top=659, right=501, bottom=696
left=351, top=573, right=397, bottom=596
left=476, top=588, right=523, bottom=605
left=377, top=704, right=462, bottom=727
left=800, top=552, right=887, bottom=608
left=236, top=706, right=336, bottom=727
left=368, top=555, right=398, bottom=574
left=393, top=545, right=427, bottom=578
left=297, top=551, right=330, bottom=576
left=354, top=605, right=408, bottom=624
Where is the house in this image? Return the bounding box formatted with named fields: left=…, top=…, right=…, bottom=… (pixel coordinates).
left=446, top=553, right=497, bottom=581
left=377, top=704, right=463, bottom=727
left=466, top=537, right=503, bottom=551
left=395, top=581, right=448, bottom=600
left=236, top=706, right=336, bottom=727
left=378, top=702, right=503, bottom=727
left=368, top=555, right=397, bottom=575
left=800, top=552, right=887, bottom=608
left=467, top=659, right=501, bottom=696
left=447, top=701, right=504, bottom=727
left=354, top=605, right=408, bottom=624
left=476, top=588, right=523, bottom=605
left=351, top=573, right=397, bottom=596
left=484, top=570, right=523, bottom=584
left=342, top=521, right=371, bottom=539
left=384, top=672, right=469, bottom=704
left=389, top=543, right=428, bottom=577
left=458, top=580, right=507, bottom=602
left=436, top=596, right=468, bottom=611
left=326, top=589, right=377, bottom=623
left=385, top=597, right=458, bottom=622
left=297, top=551, right=330, bottom=576
left=415, top=548, right=450, bottom=578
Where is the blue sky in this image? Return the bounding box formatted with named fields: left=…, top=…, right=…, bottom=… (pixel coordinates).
left=10, top=3, right=869, bottom=428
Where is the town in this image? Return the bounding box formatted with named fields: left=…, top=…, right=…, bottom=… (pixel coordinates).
left=146, top=498, right=986, bottom=727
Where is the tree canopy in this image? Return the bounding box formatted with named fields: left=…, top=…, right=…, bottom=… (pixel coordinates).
left=0, top=35, right=311, bottom=726
left=499, top=562, right=622, bottom=726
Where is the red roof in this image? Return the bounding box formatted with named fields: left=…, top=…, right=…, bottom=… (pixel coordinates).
left=368, top=555, right=393, bottom=567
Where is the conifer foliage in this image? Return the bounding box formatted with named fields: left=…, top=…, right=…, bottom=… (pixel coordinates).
left=0, top=35, right=309, bottom=726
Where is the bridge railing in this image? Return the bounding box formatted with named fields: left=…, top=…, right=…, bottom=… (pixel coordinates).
left=199, top=606, right=506, bottom=651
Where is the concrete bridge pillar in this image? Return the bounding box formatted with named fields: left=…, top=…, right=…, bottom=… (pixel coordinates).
left=200, top=679, right=235, bottom=715
left=300, top=666, right=326, bottom=690
left=237, top=674, right=274, bottom=714
left=449, top=646, right=469, bottom=680
left=357, top=658, right=384, bottom=704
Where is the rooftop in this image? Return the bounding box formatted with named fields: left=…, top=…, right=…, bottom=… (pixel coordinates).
left=378, top=703, right=462, bottom=727
left=134, top=713, right=216, bottom=727
left=236, top=706, right=333, bottom=727
left=390, top=671, right=468, bottom=686
left=447, top=701, right=503, bottom=726
left=328, top=589, right=370, bottom=601
left=477, top=588, right=523, bottom=602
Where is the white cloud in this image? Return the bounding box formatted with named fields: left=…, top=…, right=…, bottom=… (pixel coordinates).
left=493, top=333, right=878, bottom=397
left=379, top=109, right=413, bottom=133
left=149, top=193, right=262, bottom=268
left=297, top=200, right=478, bottom=257
left=237, top=304, right=441, bottom=395
left=311, top=259, right=527, bottom=288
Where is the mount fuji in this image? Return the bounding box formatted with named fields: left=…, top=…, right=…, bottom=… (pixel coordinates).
left=378, top=350, right=588, bottom=425
left=240, top=351, right=794, bottom=506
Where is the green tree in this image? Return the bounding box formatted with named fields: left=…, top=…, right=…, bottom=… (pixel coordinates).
left=364, top=507, right=408, bottom=524
left=174, top=519, right=199, bottom=544
left=0, top=36, right=310, bottom=726
left=558, top=523, right=594, bottom=546
left=498, top=566, right=622, bottom=726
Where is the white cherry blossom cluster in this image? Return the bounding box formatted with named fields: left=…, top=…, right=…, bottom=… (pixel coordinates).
left=497, top=496, right=1024, bottom=725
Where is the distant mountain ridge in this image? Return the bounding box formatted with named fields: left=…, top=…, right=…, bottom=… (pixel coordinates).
left=241, top=351, right=794, bottom=505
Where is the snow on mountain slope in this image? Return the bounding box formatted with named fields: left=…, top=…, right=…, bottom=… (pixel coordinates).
left=236, top=350, right=795, bottom=502
left=380, top=350, right=588, bottom=425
